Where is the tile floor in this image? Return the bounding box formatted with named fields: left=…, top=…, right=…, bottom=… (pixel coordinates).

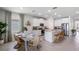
left=0, top=41, right=17, bottom=51
left=0, top=34, right=79, bottom=51
left=40, top=36, right=79, bottom=51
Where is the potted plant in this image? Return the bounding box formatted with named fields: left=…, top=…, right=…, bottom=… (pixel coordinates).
left=0, top=22, right=6, bottom=45
left=71, top=29, right=76, bottom=36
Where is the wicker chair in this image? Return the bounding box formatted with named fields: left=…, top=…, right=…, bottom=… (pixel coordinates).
left=28, top=35, right=40, bottom=51
left=14, top=35, right=25, bottom=51
left=54, top=31, right=64, bottom=43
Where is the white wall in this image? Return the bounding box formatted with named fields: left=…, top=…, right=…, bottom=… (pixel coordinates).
left=24, top=15, right=46, bottom=27
left=24, top=15, right=54, bottom=30
left=33, top=18, right=46, bottom=26
left=55, top=18, right=70, bottom=26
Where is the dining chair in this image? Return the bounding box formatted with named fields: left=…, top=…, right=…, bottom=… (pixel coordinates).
left=28, top=35, right=40, bottom=51
left=14, top=35, right=25, bottom=51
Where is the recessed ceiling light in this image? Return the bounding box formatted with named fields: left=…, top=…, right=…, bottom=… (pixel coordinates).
left=76, top=11, right=79, bottom=14
left=58, top=15, right=61, bottom=17
left=20, top=7, right=23, bottom=10
left=32, top=10, right=36, bottom=12
left=48, top=10, right=51, bottom=12
left=38, top=13, right=42, bottom=15
left=54, top=12, right=57, bottom=15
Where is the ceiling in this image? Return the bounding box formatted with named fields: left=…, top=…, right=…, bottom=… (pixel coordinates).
left=2, top=7, right=79, bottom=20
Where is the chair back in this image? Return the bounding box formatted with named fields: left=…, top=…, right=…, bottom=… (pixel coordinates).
left=32, top=35, right=40, bottom=46
left=14, top=35, right=19, bottom=41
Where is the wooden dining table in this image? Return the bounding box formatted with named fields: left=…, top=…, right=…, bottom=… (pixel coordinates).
left=15, top=30, right=41, bottom=51
left=15, top=32, right=34, bottom=51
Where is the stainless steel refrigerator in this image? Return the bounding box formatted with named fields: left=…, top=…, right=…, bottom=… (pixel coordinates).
left=61, top=23, right=69, bottom=36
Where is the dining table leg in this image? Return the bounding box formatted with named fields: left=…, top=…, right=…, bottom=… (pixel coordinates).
left=25, top=41, right=29, bottom=51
